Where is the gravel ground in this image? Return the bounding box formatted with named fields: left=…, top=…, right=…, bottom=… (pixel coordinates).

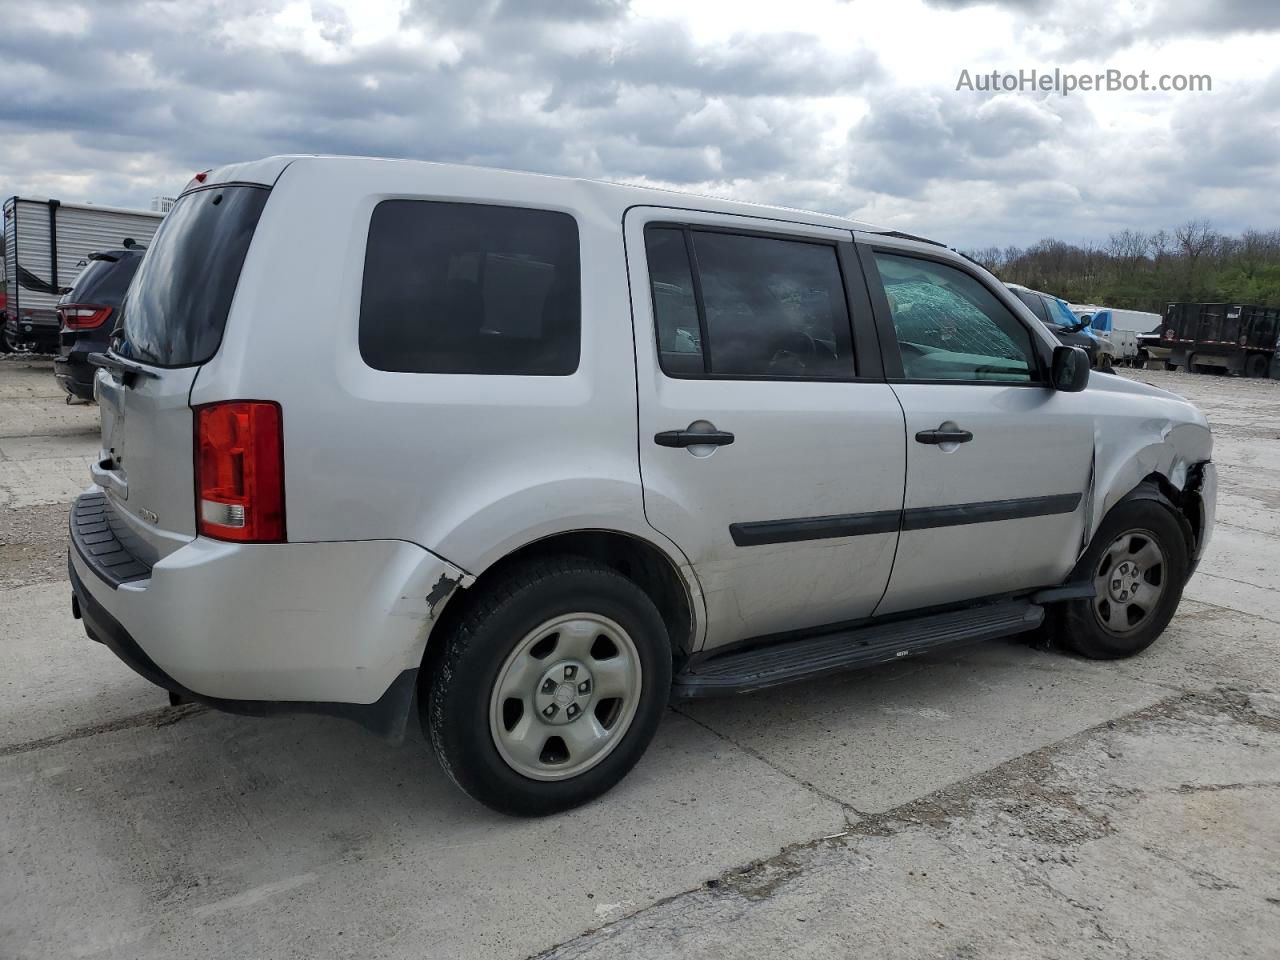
left=1, top=359, right=1278, bottom=960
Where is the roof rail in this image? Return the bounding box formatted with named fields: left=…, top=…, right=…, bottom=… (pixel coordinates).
left=878, top=229, right=947, bottom=248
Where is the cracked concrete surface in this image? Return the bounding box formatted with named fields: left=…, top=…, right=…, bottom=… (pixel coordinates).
left=1, top=359, right=1278, bottom=959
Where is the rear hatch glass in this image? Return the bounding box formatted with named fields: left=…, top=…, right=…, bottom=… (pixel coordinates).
left=121, top=185, right=269, bottom=366
left=93, top=184, right=270, bottom=564
left=68, top=255, right=142, bottom=307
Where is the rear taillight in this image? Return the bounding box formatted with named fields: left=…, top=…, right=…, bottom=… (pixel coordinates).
left=1164, top=328, right=1175, bottom=339
left=59, top=304, right=113, bottom=330
left=195, top=401, right=285, bottom=543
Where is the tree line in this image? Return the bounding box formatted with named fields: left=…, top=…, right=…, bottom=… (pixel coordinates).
left=965, top=221, right=1280, bottom=312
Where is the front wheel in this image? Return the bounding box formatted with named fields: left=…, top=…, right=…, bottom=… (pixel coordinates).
left=1057, top=498, right=1189, bottom=659
left=424, top=556, right=672, bottom=816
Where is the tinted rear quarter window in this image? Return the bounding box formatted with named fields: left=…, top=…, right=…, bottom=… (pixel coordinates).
left=360, top=200, right=580, bottom=376
left=123, top=186, right=270, bottom=366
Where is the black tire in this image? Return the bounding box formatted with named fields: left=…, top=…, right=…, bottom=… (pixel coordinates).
left=1163, top=361, right=1177, bottom=371
left=424, top=556, right=672, bottom=816
left=1056, top=497, right=1190, bottom=660
left=1245, top=354, right=1268, bottom=379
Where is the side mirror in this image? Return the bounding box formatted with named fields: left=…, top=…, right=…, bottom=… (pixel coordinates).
left=1052, top=345, right=1091, bottom=392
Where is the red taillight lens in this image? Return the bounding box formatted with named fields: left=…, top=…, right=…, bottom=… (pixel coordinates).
left=59, top=304, right=113, bottom=330
left=195, top=401, right=285, bottom=543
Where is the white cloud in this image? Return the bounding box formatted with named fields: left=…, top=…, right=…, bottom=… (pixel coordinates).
left=0, top=0, right=1276, bottom=248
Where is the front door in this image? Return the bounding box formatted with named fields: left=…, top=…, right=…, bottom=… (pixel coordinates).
left=625, top=209, right=906, bottom=650
left=862, top=245, right=1095, bottom=616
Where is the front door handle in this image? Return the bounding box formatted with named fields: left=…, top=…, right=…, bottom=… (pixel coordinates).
left=655, top=428, right=735, bottom=448
left=915, top=428, right=973, bottom=445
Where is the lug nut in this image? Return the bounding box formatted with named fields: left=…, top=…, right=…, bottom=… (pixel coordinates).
left=563, top=665, right=577, bottom=680
left=566, top=704, right=580, bottom=719
left=542, top=678, right=558, bottom=694
left=578, top=680, right=591, bottom=694
left=543, top=704, right=558, bottom=718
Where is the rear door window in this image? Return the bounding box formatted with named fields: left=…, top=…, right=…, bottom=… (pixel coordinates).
left=643, top=225, right=855, bottom=379
left=359, top=200, right=580, bottom=376
left=123, top=185, right=269, bottom=367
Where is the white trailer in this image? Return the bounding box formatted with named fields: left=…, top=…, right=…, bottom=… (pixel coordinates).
left=2, top=196, right=163, bottom=351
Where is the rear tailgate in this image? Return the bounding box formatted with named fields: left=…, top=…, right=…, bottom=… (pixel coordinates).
left=89, top=182, right=272, bottom=565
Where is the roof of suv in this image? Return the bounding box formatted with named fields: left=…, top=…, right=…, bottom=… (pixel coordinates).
left=197, top=154, right=914, bottom=241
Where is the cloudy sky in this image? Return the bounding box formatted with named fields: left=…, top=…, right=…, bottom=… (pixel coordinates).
left=1, top=0, right=1277, bottom=249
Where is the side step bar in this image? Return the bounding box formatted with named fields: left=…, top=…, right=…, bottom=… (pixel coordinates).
left=672, top=601, right=1044, bottom=699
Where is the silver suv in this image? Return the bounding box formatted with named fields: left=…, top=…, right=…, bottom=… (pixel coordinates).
left=69, top=156, right=1216, bottom=815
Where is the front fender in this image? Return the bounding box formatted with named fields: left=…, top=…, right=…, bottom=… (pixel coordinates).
left=1088, top=413, right=1213, bottom=557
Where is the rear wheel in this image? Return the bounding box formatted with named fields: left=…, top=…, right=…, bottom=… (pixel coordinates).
left=1163, top=361, right=1177, bottom=371
left=425, top=556, right=672, bottom=816
left=1245, top=354, right=1268, bottom=379
left=1056, top=498, right=1189, bottom=660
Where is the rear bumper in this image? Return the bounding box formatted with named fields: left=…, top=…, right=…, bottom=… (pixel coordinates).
left=70, top=560, right=418, bottom=738
left=68, top=489, right=469, bottom=738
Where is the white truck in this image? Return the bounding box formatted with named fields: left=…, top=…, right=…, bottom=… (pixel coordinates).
left=1070, top=304, right=1162, bottom=368
left=2, top=197, right=163, bottom=352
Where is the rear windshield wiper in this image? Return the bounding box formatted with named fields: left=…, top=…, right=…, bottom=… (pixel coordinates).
left=89, top=349, right=158, bottom=384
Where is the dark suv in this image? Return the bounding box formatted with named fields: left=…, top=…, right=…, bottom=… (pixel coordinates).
left=53, top=247, right=144, bottom=401
left=1006, top=283, right=1100, bottom=367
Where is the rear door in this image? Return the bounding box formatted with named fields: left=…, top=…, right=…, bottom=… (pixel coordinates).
left=862, top=244, right=1094, bottom=615
left=625, top=209, right=906, bottom=650
left=92, top=184, right=270, bottom=563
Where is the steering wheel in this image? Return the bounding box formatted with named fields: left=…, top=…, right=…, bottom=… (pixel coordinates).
left=767, top=331, right=818, bottom=373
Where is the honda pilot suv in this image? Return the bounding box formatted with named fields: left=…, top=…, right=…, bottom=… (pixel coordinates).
left=69, top=156, right=1216, bottom=816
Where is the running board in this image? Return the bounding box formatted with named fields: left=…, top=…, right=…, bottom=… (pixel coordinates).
left=672, top=601, right=1044, bottom=699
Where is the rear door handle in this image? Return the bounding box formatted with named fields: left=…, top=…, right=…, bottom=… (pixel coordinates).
left=655, top=429, right=735, bottom=448
left=915, top=428, right=973, bottom=445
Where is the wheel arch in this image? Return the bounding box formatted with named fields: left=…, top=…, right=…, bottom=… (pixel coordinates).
left=1090, top=466, right=1211, bottom=573
left=421, top=528, right=706, bottom=683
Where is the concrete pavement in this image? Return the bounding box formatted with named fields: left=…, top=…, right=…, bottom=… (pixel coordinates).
left=1, top=358, right=1277, bottom=959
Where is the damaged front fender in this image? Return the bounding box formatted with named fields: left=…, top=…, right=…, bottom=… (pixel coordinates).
left=1084, top=377, right=1214, bottom=562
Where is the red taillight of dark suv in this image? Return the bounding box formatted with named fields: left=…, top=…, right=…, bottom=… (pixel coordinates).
left=195, top=401, right=286, bottom=543
left=58, top=303, right=113, bottom=331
